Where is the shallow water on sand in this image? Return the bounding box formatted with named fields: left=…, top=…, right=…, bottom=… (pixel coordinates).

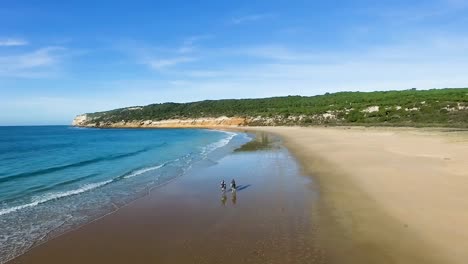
left=9, top=137, right=324, bottom=264
left=0, top=126, right=249, bottom=263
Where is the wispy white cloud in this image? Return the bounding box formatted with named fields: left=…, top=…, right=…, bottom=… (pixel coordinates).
left=361, top=0, right=468, bottom=25
left=85, top=32, right=468, bottom=108
left=441, top=0, right=468, bottom=9
left=147, top=56, right=196, bottom=70
left=0, top=38, right=28, bottom=46
left=163, top=33, right=468, bottom=96
left=117, top=35, right=208, bottom=71
left=167, top=62, right=467, bottom=100
left=230, top=13, right=275, bottom=25
left=237, top=45, right=319, bottom=61
left=169, top=80, right=193, bottom=86
left=177, top=34, right=212, bottom=54
left=0, top=46, right=66, bottom=77
left=19, top=33, right=466, bottom=124
left=184, top=70, right=226, bottom=78
left=177, top=46, right=195, bottom=54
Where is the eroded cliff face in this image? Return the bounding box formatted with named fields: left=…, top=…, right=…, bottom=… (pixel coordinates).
left=71, top=113, right=344, bottom=128
left=72, top=114, right=90, bottom=126
left=72, top=115, right=248, bottom=128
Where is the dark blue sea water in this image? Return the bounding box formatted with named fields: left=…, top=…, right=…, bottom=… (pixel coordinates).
left=0, top=126, right=248, bottom=262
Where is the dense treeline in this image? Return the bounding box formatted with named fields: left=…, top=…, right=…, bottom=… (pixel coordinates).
left=86, top=88, right=468, bottom=127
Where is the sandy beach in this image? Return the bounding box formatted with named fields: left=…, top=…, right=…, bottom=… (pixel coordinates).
left=244, top=126, right=468, bottom=264
left=6, top=126, right=468, bottom=264
left=8, top=135, right=324, bottom=264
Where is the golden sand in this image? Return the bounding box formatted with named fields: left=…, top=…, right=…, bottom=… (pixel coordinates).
left=246, top=126, right=468, bottom=264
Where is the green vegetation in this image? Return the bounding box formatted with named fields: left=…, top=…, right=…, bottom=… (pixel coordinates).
left=85, top=88, right=468, bottom=127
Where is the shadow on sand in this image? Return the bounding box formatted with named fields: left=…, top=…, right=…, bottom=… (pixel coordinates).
left=235, top=184, right=251, bottom=192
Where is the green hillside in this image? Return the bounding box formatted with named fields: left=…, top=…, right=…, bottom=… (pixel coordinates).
left=83, top=88, right=468, bottom=127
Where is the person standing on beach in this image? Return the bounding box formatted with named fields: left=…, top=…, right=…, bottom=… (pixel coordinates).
left=220, top=180, right=226, bottom=192
left=230, top=179, right=237, bottom=191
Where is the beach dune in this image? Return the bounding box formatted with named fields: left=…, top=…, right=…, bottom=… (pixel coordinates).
left=249, top=126, right=468, bottom=264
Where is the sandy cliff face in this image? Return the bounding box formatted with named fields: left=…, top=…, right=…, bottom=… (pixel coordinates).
left=72, top=115, right=247, bottom=128
left=72, top=114, right=89, bottom=126
left=71, top=113, right=342, bottom=128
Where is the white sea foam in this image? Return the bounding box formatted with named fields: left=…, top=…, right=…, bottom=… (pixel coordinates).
left=0, top=133, right=236, bottom=217
left=123, top=163, right=166, bottom=179
left=0, top=180, right=112, bottom=216
left=201, top=131, right=237, bottom=156
left=0, top=161, right=174, bottom=216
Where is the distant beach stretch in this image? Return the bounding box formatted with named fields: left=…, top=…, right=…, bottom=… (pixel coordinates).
left=246, top=126, right=468, bottom=264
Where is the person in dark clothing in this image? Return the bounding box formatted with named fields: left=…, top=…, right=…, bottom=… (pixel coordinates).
left=230, top=179, right=237, bottom=191
left=220, top=180, right=227, bottom=192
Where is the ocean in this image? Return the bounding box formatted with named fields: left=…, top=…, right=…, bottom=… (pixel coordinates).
left=0, top=126, right=249, bottom=262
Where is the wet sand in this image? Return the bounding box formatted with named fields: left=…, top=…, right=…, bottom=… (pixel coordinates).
left=9, top=141, right=324, bottom=264
left=245, top=126, right=468, bottom=264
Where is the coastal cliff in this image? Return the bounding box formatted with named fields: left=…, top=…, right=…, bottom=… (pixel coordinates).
left=72, top=115, right=247, bottom=128
left=72, top=113, right=338, bottom=128
left=72, top=88, right=468, bottom=128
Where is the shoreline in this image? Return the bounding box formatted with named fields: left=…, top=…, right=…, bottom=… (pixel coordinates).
left=7, top=131, right=324, bottom=264
left=241, top=126, right=468, bottom=264
left=0, top=129, right=248, bottom=264
left=5, top=125, right=468, bottom=263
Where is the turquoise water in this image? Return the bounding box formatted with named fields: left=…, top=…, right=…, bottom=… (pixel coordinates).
left=0, top=126, right=248, bottom=262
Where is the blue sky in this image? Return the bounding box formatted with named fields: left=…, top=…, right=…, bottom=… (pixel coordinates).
left=1, top=0, right=468, bottom=125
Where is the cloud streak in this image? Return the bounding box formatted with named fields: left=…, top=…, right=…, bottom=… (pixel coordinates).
left=0, top=38, right=28, bottom=47
left=163, top=33, right=468, bottom=96
left=119, top=35, right=207, bottom=71
left=236, top=45, right=319, bottom=61
left=177, top=34, right=212, bottom=54
left=147, top=56, right=196, bottom=70
left=230, top=13, right=275, bottom=25
left=0, top=46, right=66, bottom=78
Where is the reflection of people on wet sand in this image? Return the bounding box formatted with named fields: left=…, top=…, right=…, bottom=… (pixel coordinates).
left=231, top=191, right=237, bottom=205
left=221, top=193, right=227, bottom=206
left=220, top=179, right=240, bottom=206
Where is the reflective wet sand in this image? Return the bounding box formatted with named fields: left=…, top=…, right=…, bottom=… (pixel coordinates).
left=10, top=145, right=324, bottom=264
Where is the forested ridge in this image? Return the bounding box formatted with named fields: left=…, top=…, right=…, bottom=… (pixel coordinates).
left=81, top=88, right=468, bottom=127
